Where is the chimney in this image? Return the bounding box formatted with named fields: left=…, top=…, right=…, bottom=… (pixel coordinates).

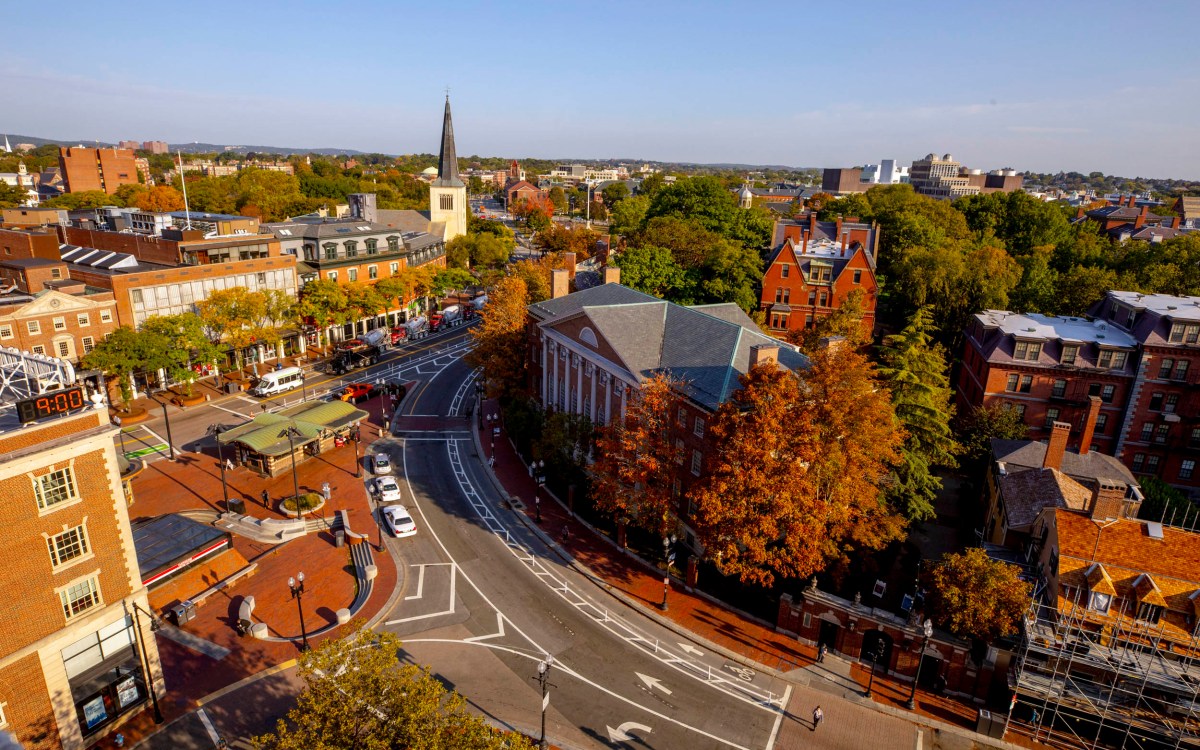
left=1077, top=396, right=1102, bottom=455
left=551, top=268, right=570, bottom=299
left=818, top=335, right=846, bottom=353
left=749, top=344, right=779, bottom=369
left=1043, top=421, right=1071, bottom=471
left=802, top=229, right=808, bottom=254
left=1172, top=216, right=1181, bottom=230
left=808, top=212, right=817, bottom=235
left=835, top=216, right=843, bottom=243
left=1076, top=206, right=1085, bottom=220
left=564, top=251, right=577, bottom=279
left=1135, top=205, right=1148, bottom=229
left=1090, top=480, right=1126, bottom=521
left=603, top=265, right=621, bottom=285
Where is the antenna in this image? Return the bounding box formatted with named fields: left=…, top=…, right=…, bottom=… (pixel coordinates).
left=177, top=150, right=192, bottom=229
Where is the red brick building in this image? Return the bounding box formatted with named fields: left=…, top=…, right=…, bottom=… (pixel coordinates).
left=1077, top=196, right=1182, bottom=242
left=957, top=310, right=1138, bottom=455
left=505, top=180, right=547, bottom=210
left=58, top=148, right=138, bottom=195
left=759, top=214, right=879, bottom=335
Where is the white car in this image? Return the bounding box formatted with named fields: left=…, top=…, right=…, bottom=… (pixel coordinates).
left=375, top=476, right=402, bottom=503
left=382, top=505, right=417, bottom=537
left=373, top=452, right=392, bottom=475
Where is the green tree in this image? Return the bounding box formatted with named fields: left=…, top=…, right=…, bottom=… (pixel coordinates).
left=953, top=191, right=1072, bottom=255
left=547, top=186, right=567, bottom=214
left=1056, top=264, right=1119, bottom=316
left=923, top=548, right=1031, bottom=642
left=602, top=181, right=630, bottom=206
left=1137, top=477, right=1198, bottom=526
left=81, top=326, right=144, bottom=409
left=467, top=175, right=485, bottom=195
left=877, top=306, right=960, bottom=521
left=296, top=279, right=348, bottom=348
left=957, top=403, right=1028, bottom=472
left=196, top=287, right=267, bottom=366
left=431, top=267, right=476, bottom=299
left=638, top=172, right=665, bottom=198
left=613, top=245, right=690, bottom=299
left=645, top=176, right=772, bottom=249
left=41, top=190, right=113, bottom=210
left=140, top=314, right=221, bottom=396
left=343, top=282, right=388, bottom=327
left=609, top=194, right=650, bottom=236
left=0, top=182, right=30, bottom=208
left=253, top=629, right=534, bottom=750
left=112, top=183, right=149, bottom=207
left=1009, top=246, right=1060, bottom=313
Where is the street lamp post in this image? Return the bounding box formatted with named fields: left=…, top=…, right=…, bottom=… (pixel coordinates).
left=145, top=392, right=175, bottom=461
left=352, top=426, right=362, bottom=478
left=865, top=643, right=885, bottom=698
left=661, top=534, right=676, bottom=611
left=207, top=423, right=231, bottom=506
left=129, top=602, right=164, bottom=724
left=906, top=619, right=934, bottom=710
left=533, top=655, right=554, bottom=750
left=288, top=572, right=309, bottom=651
left=278, top=426, right=303, bottom=510
left=534, top=460, right=545, bottom=522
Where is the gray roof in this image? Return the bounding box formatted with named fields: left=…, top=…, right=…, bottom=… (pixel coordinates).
left=374, top=209, right=433, bottom=234
left=997, top=467, right=1092, bottom=530
left=992, top=438, right=1139, bottom=490
left=534, top=284, right=809, bottom=410
left=432, top=97, right=463, bottom=188
left=266, top=219, right=398, bottom=240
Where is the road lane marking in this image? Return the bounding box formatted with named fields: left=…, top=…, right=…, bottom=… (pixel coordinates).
left=385, top=564, right=456, bottom=625
left=196, top=708, right=221, bottom=744
left=607, top=721, right=653, bottom=743
left=464, top=613, right=506, bottom=642
left=636, top=672, right=672, bottom=695
left=764, top=685, right=792, bottom=750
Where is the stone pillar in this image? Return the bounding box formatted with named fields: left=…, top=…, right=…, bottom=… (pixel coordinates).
left=686, top=555, right=699, bottom=588
left=616, top=522, right=627, bottom=550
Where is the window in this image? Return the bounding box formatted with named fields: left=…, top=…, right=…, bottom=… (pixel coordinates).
left=677, top=407, right=687, bottom=426
left=808, top=290, right=817, bottom=305
left=31, top=345, right=44, bottom=355
left=82, top=336, right=94, bottom=353
left=1019, top=375, right=1032, bottom=393
left=52, top=316, right=65, bottom=331
left=775, top=288, right=783, bottom=304
left=1164, top=394, right=1179, bottom=413
left=368, top=266, right=378, bottom=280
left=1149, top=392, right=1164, bottom=411
left=345, top=241, right=358, bottom=258
left=1095, top=413, right=1108, bottom=434
left=388, top=236, right=400, bottom=252
left=390, top=262, right=399, bottom=276
left=35, top=467, right=78, bottom=510
left=1013, top=403, right=1026, bottom=418
left=1146, top=455, right=1160, bottom=474
left=1154, top=424, right=1170, bottom=444
left=1051, top=379, right=1067, bottom=398
left=347, top=269, right=358, bottom=282
left=1132, top=453, right=1145, bottom=472
left=0, top=701, right=6, bottom=729
left=1061, top=345, right=1078, bottom=365
left=1045, top=407, right=1060, bottom=428
left=27, top=320, right=40, bottom=335
left=0, top=325, right=11, bottom=339
left=1098, top=350, right=1127, bottom=369
left=1141, top=422, right=1154, bottom=441
left=326, top=271, right=338, bottom=282
left=1137, top=602, right=1164, bottom=625
left=782, top=288, right=790, bottom=304
left=805, top=314, right=814, bottom=328
left=1014, top=341, right=1041, bottom=361
left=440, top=194, right=453, bottom=210
left=1101, top=384, right=1115, bottom=403
left=323, top=243, right=338, bottom=260
left=781, top=264, right=789, bottom=278
left=99, top=310, right=112, bottom=323
left=1192, top=428, right=1200, bottom=447
left=1169, top=323, right=1200, bottom=343
left=47, top=524, right=90, bottom=568
left=595, top=406, right=605, bottom=426
left=1005, top=374, right=1019, bottom=392
left=694, top=417, right=705, bottom=437
left=1173, top=360, right=1189, bottom=381
left=1181, top=460, right=1196, bottom=480
left=365, top=239, right=378, bottom=255
left=691, top=450, right=702, bottom=476
left=131, top=289, right=143, bottom=305
left=1159, top=359, right=1174, bottom=379
left=57, top=341, right=70, bottom=358
left=675, top=439, right=685, bottom=464
left=58, top=575, right=101, bottom=620
left=818, top=291, right=828, bottom=307
left=853, top=269, right=862, bottom=284
left=77, top=314, right=90, bottom=327
left=1089, top=591, right=1111, bottom=614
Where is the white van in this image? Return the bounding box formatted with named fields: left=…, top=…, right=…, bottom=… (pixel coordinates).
left=250, top=366, right=304, bottom=398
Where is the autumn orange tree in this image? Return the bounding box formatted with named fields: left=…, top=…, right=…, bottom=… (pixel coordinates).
left=591, top=373, right=684, bottom=540
left=512, top=194, right=555, bottom=232
left=466, top=275, right=530, bottom=401
left=133, top=185, right=186, bottom=212
left=922, top=547, right=1031, bottom=641
left=691, top=345, right=906, bottom=587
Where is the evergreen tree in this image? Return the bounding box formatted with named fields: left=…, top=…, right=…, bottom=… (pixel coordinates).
left=877, top=306, right=960, bottom=521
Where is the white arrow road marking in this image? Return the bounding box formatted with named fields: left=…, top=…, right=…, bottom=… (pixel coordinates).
left=636, top=672, right=672, bottom=695
left=607, top=721, right=653, bottom=743
left=678, top=642, right=704, bottom=656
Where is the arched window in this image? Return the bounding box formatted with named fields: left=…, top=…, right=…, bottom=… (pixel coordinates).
left=579, top=327, right=598, bottom=347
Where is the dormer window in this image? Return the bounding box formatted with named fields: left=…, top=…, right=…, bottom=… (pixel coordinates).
left=1061, top=345, right=1078, bottom=365
left=1014, top=341, right=1042, bottom=361
left=1098, top=349, right=1127, bottom=370
left=1169, top=323, right=1200, bottom=344
left=1089, top=592, right=1112, bottom=614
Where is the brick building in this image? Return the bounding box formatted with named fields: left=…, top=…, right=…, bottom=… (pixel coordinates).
left=505, top=180, right=548, bottom=210
left=526, top=274, right=807, bottom=548
left=57, top=148, right=138, bottom=195
left=820, top=167, right=868, bottom=195
left=0, top=404, right=164, bottom=749
left=0, top=282, right=118, bottom=362
left=957, top=310, right=1137, bottom=455
left=760, top=214, right=878, bottom=335
left=141, top=141, right=168, bottom=155
left=1, top=227, right=62, bottom=259
left=1077, top=196, right=1182, bottom=241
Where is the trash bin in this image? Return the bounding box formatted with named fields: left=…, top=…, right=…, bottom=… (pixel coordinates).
left=335, top=530, right=346, bottom=548
left=227, top=497, right=245, bottom=514
left=224, top=381, right=241, bottom=394
left=181, top=599, right=197, bottom=623
left=976, top=709, right=992, bottom=734
left=168, top=602, right=193, bottom=626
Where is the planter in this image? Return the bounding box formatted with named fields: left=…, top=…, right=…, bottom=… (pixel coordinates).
left=170, top=393, right=207, bottom=408
left=279, top=492, right=325, bottom=518
left=110, top=406, right=148, bottom=425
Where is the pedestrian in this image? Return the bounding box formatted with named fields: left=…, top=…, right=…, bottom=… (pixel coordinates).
left=321, top=482, right=331, bottom=502
left=560, top=525, right=570, bottom=544
left=261, top=489, right=269, bottom=507
left=818, top=643, right=827, bottom=663
left=225, top=458, right=235, bottom=472
left=812, top=705, right=824, bottom=731
left=114, top=734, right=125, bottom=748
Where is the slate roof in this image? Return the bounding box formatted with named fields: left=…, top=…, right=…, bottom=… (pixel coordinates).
left=374, top=209, right=433, bottom=234
left=998, top=467, right=1092, bottom=530
left=533, top=284, right=809, bottom=410
left=1097, top=291, right=1200, bottom=344
left=432, top=97, right=464, bottom=188
left=1115, top=225, right=1188, bottom=242
left=1176, top=196, right=1200, bottom=219
left=992, top=438, right=1138, bottom=490
left=267, top=219, right=397, bottom=240
left=1085, top=205, right=1165, bottom=222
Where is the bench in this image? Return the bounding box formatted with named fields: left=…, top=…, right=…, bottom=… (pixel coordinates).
left=238, top=595, right=255, bottom=634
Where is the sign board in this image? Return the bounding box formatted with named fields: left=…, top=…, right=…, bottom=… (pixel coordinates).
left=900, top=594, right=914, bottom=613
left=82, top=696, right=108, bottom=729
left=873, top=579, right=887, bottom=598
left=116, top=677, right=140, bottom=709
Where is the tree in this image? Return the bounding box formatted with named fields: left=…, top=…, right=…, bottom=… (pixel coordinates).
left=1056, top=265, right=1119, bottom=316
left=139, top=314, right=221, bottom=397
left=957, top=403, right=1028, bottom=472
left=466, top=276, right=529, bottom=400
left=343, top=282, right=388, bottom=328
left=602, top=181, right=630, bottom=206
left=591, top=373, right=684, bottom=540
left=645, top=176, right=772, bottom=249
left=923, top=548, right=1031, bottom=642
left=467, top=175, right=485, bottom=196
left=534, top=224, right=600, bottom=259
left=1137, top=476, right=1197, bottom=527
left=445, top=234, right=471, bottom=269
left=112, top=183, right=149, bottom=207
left=133, top=185, right=186, bottom=212
left=431, top=268, right=475, bottom=300
left=877, top=307, right=960, bottom=521
left=691, top=347, right=906, bottom=587
left=0, top=182, right=30, bottom=208
left=296, top=279, right=348, bottom=348
left=253, top=629, right=533, bottom=750
left=196, top=287, right=268, bottom=366
left=547, top=186, right=567, bottom=214
left=787, top=288, right=869, bottom=354
left=613, top=245, right=690, bottom=300
left=41, top=190, right=113, bottom=210
left=81, top=326, right=144, bottom=409
left=609, top=194, right=649, bottom=236
left=512, top=195, right=554, bottom=233
left=511, top=258, right=553, bottom=303
left=638, top=172, right=666, bottom=198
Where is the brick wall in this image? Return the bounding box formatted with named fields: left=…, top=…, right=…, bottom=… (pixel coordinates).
left=0, top=229, right=61, bottom=261
left=0, top=654, right=62, bottom=750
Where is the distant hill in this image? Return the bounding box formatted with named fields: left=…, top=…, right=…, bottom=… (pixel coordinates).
left=3, top=134, right=365, bottom=157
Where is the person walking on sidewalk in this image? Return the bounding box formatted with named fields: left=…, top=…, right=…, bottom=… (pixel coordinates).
left=818, top=643, right=827, bottom=663
left=261, top=489, right=269, bottom=507
left=560, top=525, right=570, bottom=544
left=812, top=705, right=824, bottom=731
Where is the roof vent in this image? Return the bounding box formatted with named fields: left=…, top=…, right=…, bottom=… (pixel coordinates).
left=1025, top=327, right=1036, bottom=332
left=1167, top=305, right=1177, bottom=310
left=1146, top=522, right=1164, bottom=540
left=1098, top=334, right=1105, bottom=339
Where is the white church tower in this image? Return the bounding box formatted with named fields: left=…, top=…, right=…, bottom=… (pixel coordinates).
left=429, top=96, right=467, bottom=242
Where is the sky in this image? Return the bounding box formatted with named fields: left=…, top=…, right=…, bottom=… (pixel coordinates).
left=4, top=0, right=1199, bottom=179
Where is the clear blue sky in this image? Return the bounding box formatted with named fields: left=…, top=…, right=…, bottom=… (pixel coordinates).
left=5, top=0, right=1198, bottom=178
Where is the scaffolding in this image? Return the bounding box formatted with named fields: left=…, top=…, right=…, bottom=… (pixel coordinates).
left=0, top=346, right=76, bottom=403
left=1010, top=594, right=1200, bottom=749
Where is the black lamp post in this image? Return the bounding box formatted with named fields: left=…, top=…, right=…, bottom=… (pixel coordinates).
left=352, top=426, right=362, bottom=478
left=660, top=534, right=676, bottom=611
left=534, top=460, right=546, bottom=522
left=906, top=619, right=934, bottom=710
left=129, top=602, right=164, bottom=724
left=278, top=426, right=303, bottom=509
left=865, top=643, right=885, bottom=699
left=288, top=572, right=309, bottom=651
left=207, top=423, right=231, bottom=505
left=475, top=381, right=485, bottom=426
left=487, top=414, right=497, bottom=453
left=145, top=391, right=175, bottom=461
left=533, top=655, right=555, bottom=750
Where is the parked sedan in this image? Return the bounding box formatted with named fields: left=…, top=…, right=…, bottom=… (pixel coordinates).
left=338, top=383, right=379, bottom=403
left=382, top=505, right=417, bottom=537
left=373, top=452, right=392, bottom=475
left=374, top=476, right=402, bottom=503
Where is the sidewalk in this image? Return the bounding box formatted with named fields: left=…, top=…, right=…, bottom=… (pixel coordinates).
left=476, top=399, right=1031, bottom=747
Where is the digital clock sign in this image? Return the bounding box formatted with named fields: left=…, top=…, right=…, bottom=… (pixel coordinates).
left=17, top=387, right=87, bottom=424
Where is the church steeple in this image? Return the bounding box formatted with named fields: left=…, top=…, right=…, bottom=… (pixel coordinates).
left=434, top=96, right=463, bottom=188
